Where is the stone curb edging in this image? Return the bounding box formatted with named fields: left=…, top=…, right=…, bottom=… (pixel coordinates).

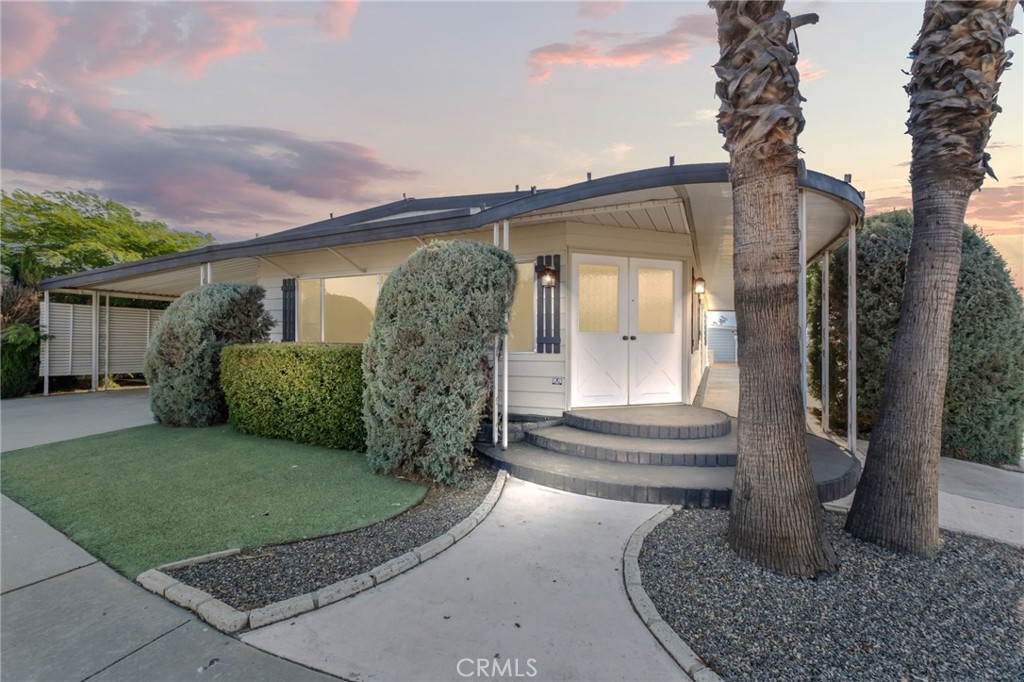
left=137, top=469, right=510, bottom=634
left=623, top=505, right=725, bottom=682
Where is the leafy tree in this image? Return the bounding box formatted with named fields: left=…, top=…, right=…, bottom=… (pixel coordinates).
left=711, top=0, right=836, bottom=576
left=1, top=190, right=213, bottom=283
left=846, top=1, right=1018, bottom=555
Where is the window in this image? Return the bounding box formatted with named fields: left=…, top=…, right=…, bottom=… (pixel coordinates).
left=297, top=274, right=386, bottom=343
left=508, top=262, right=536, bottom=352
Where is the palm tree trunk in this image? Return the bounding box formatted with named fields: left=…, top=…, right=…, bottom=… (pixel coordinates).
left=845, top=0, right=1018, bottom=555
left=711, top=0, right=837, bottom=576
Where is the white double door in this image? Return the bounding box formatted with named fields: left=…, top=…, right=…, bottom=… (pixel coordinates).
left=571, top=254, right=684, bottom=407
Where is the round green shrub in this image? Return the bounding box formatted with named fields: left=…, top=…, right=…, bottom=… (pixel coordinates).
left=808, top=210, right=1024, bottom=465
left=145, top=283, right=273, bottom=427
left=221, top=343, right=366, bottom=451
left=363, top=240, right=517, bottom=484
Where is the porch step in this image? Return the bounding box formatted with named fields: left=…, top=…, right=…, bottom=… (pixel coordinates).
left=476, top=438, right=860, bottom=508
left=563, top=405, right=731, bottom=440
left=526, top=425, right=738, bottom=466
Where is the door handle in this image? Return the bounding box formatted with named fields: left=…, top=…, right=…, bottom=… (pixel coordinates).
left=622, top=335, right=629, bottom=341
left=630, top=335, right=637, bottom=340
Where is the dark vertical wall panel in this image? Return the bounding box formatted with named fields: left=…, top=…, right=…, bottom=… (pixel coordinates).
left=534, top=255, right=561, bottom=353
left=281, top=278, right=296, bottom=342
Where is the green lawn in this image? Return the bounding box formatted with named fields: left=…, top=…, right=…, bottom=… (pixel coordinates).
left=0, top=424, right=427, bottom=578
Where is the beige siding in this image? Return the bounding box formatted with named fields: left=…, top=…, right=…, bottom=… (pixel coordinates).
left=254, top=219, right=705, bottom=415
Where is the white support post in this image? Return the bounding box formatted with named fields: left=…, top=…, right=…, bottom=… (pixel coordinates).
left=492, top=224, right=500, bottom=446
left=104, top=295, right=110, bottom=389
left=91, top=290, right=99, bottom=392
left=821, top=251, right=830, bottom=433
left=502, top=219, right=510, bottom=450
left=206, top=262, right=213, bottom=283
left=798, top=191, right=808, bottom=411
left=847, top=222, right=858, bottom=455
left=43, top=290, right=50, bottom=396
left=200, top=264, right=206, bottom=286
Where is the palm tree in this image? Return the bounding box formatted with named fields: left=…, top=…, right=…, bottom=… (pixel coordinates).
left=845, top=0, right=1018, bottom=555
left=710, top=0, right=837, bottom=576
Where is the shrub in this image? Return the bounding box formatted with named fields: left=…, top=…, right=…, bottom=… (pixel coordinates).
left=144, top=283, right=273, bottom=427
left=363, top=240, right=517, bottom=484
left=221, top=343, right=366, bottom=451
left=1, top=280, right=42, bottom=398
left=809, top=210, right=1024, bottom=465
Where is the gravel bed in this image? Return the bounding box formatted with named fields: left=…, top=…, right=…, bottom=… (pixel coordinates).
left=167, top=461, right=496, bottom=611
left=640, top=509, right=1024, bottom=681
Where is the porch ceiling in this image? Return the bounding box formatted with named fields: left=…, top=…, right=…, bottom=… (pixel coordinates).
left=513, top=188, right=689, bottom=234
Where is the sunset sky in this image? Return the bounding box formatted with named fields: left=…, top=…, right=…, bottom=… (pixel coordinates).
left=2, top=1, right=1021, bottom=285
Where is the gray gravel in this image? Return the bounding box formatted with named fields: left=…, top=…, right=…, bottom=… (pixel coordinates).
left=640, top=509, right=1024, bottom=681
left=167, top=461, right=496, bottom=611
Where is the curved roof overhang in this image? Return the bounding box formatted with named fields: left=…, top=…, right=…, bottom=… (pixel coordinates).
left=40, top=162, right=864, bottom=308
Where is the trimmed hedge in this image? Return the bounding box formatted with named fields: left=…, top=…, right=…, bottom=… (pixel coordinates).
left=221, top=343, right=366, bottom=451
left=809, top=210, right=1024, bottom=465
left=145, top=283, right=273, bottom=427
left=363, top=240, right=517, bottom=484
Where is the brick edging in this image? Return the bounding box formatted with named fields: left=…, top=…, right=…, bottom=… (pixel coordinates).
left=623, top=506, right=724, bottom=682
left=137, top=469, right=509, bottom=634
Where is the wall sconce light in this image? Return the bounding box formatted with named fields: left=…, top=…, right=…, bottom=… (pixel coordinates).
left=693, top=277, right=706, bottom=295
left=538, top=266, right=558, bottom=289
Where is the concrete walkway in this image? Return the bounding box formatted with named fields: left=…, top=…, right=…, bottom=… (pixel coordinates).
left=701, top=365, right=1024, bottom=547
left=1, top=390, right=337, bottom=682
left=242, top=478, right=684, bottom=681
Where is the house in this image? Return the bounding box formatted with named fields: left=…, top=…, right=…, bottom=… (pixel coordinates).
left=39, top=161, right=864, bottom=457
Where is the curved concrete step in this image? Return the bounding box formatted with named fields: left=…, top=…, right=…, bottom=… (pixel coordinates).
left=526, top=425, right=738, bottom=466
left=563, top=405, right=731, bottom=440
left=476, top=436, right=860, bottom=508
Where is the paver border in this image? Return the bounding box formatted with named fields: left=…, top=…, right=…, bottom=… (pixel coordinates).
left=623, top=505, right=725, bottom=682
left=137, top=469, right=509, bottom=634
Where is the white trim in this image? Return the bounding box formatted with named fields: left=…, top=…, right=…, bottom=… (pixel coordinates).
left=91, top=291, right=99, bottom=392
left=43, top=291, right=50, bottom=396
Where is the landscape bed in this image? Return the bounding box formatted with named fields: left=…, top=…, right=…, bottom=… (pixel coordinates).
left=640, top=508, right=1024, bottom=681
left=0, top=424, right=427, bottom=578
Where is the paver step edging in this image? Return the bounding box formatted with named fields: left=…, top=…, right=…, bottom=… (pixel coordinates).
left=525, top=428, right=737, bottom=467
left=623, top=505, right=724, bottom=682
left=563, top=409, right=731, bottom=440
left=135, top=469, right=509, bottom=634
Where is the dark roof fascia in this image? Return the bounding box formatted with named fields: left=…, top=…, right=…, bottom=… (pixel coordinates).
left=40, top=162, right=863, bottom=291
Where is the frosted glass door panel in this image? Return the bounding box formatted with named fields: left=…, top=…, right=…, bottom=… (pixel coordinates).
left=578, top=264, right=620, bottom=333
left=637, top=268, right=675, bottom=334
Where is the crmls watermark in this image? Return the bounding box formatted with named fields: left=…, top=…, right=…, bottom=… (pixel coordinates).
left=456, top=657, right=538, bottom=678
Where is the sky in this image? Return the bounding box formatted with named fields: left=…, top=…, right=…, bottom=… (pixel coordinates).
left=2, top=0, right=1021, bottom=286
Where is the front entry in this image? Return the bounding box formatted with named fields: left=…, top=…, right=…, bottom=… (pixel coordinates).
left=571, top=254, right=684, bottom=407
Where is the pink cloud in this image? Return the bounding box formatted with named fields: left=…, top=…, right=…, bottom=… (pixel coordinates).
left=800, top=58, right=827, bottom=82
left=578, top=2, right=627, bottom=21
left=316, top=1, right=360, bottom=39
left=529, top=13, right=717, bottom=84
left=0, top=2, right=67, bottom=78
left=1, top=81, right=417, bottom=238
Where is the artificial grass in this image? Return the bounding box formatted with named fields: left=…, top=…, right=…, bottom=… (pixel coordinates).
left=0, top=424, right=427, bottom=579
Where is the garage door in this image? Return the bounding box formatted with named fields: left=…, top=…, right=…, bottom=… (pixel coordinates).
left=708, top=327, right=737, bottom=363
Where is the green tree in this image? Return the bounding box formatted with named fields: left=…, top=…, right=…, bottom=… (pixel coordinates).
left=1, top=190, right=213, bottom=282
